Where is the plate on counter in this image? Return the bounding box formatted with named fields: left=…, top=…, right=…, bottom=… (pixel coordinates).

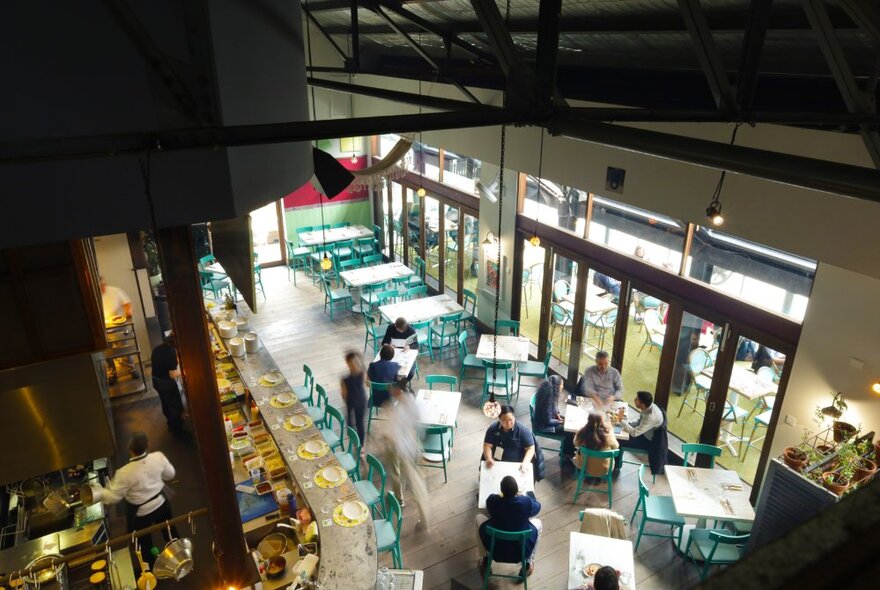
left=333, top=500, right=369, bottom=527
left=260, top=371, right=284, bottom=386
left=322, top=466, right=346, bottom=483
left=297, top=439, right=329, bottom=460
left=270, top=393, right=294, bottom=408
left=284, top=414, right=313, bottom=431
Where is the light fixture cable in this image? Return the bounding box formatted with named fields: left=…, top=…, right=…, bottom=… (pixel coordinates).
left=706, top=123, right=742, bottom=226
left=305, top=0, right=331, bottom=270
left=530, top=130, right=545, bottom=247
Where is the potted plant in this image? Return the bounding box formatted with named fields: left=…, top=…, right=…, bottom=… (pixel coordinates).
left=820, top=471, right=849, bottom=495
left=854, top=440, right=877, bottom=482
left=783, top=446, right=808, bottom=471
left=817, top=391, right=857, bottom=442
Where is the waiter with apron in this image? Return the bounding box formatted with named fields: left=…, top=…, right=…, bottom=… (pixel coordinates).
left=101, top=432, right=178, bottom=562
left=150, top=333, right=186, bottom=436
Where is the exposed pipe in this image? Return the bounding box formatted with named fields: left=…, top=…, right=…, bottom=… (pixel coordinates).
left=551, top=114, right=880, bottom=203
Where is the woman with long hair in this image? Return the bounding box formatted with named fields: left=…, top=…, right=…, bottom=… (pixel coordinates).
left=341, top=349, right=368, bottom=449
left=573, top=412, right=618, bottom=482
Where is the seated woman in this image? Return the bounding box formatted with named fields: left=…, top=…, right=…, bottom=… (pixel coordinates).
left=532, top=375, right=575, bottom=459
left=573, top=412, right=619, bottom=483
left=475, top=475, right=542, bottom=578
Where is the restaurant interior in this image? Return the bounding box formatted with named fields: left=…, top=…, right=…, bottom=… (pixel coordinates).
left=2, top=2, right=880, bottom=590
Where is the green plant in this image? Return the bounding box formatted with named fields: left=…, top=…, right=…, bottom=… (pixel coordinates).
left=835, top=439, right=860, bottom=482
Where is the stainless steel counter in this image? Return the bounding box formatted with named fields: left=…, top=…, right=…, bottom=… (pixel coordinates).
left=212, top=311, right=378, bottom=590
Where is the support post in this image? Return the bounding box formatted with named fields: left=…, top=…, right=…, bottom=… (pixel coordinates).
left=678, top=0, right=738, bottom=111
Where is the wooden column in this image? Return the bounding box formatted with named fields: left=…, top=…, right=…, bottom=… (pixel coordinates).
left=156, top=225, right=254, bottom=588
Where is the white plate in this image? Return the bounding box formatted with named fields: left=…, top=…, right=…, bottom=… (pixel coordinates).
left=342, top=501, right=363, bottom=520
left=263, top=372, right=281, bottom=384
left=289, top=415, right=308, bottom=428
left=275, top=393, right=292, bottom=405
left=230, top=438, right=251, bottom=450
left=321, top=466, right=345, bottom=483
left=304, top=440, right=324, bottom=454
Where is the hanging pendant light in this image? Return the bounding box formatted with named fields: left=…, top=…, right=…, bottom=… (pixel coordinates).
left=320, top=253, right=332, bottom=271
left=416, top=61, right=426, bottom=198
left=529, top=129, right=546, bottom=248
left=306, top=5, right=331, bottom=274
left=704, top=123, right=742, bottom=228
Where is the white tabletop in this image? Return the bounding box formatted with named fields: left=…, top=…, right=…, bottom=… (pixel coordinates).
left=203, top=262, right=226, bottom=276
left=379, top=294, right=464, bottom=324
left=340, top=261, right=413, bottom=288
left=373, top=347, right=418, bottom=379
left=562, top=399, right=630, bottom=440
left=415, top=389, right=461, bottom=427
left=561, top=294, right=618, bottom=318
left=298, top=225, right=373, bottom=246
left=476, top=335, right=531, bottom=362
left=478, top=460, right=534, bottom=509
left=702, top=365, right=778, bottom=400
left=666, top=466, right=755, bottom=523
left=568, top=532, right=636, bottom=590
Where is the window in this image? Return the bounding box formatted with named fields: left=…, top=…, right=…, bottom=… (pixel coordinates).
left=462, top=213, right=480, bottom=305
left=686, top=227, right=815, bottom=321
left=521, top=176, right=587, bottom=236
left=410, top=141, right=440, bottom=183
left=521, top=239, right=545, bottom=349
left=443, top=204, right=460, bottom=297
left=589, top=194, right=686, bottom=272
left=442, top=151, right=481, bottom=195
left=424, top=195, right=441, bottom=289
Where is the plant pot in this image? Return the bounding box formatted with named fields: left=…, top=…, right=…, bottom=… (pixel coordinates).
left=833, top=421, right=857, bottom=443
left=855, top=458, right=877, bottom=482
left=821, top=472, right=850, bottom=495
left=783, top=447, right=808, bottom=471
left=816, top=444, right=834, bottom=456
left=874, top=440, right=880, bottom=465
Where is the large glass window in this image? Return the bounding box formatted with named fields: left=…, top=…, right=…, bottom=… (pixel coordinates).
left=424, top=196, right=441, bottom=290
left=686, top=227, right=815, bottom=321
left=463, top=213, right=479, bottom=303
left=410, top=141, right=440, bottom=183
left=580, top=269, right=622, bottom=363
left=520, top=240, right=545, bottom=349
left=521, top=177, right=587, bottom=236
left=549, top=253, right=577, bottom=372
left=442, top=151, right=481, bottom=195
left=443, top=204, right=460, bottom=297
left=589, top=194, right=686, bottom=272
left=620, top=287, right=669, bottom=406
left=391, top=183, right=404, bottom=261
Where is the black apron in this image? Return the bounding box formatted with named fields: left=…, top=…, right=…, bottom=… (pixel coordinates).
left=123, top=454, right=165, bottom=529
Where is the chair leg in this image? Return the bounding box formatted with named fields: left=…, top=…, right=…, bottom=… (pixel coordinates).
left=635, top=518, right=646, bottom=550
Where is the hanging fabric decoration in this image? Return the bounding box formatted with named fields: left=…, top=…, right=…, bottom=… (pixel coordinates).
left=348, top=134, right=415, bottom=191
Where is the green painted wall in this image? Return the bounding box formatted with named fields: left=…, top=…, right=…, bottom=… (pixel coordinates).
left=283, top=199, right=373, bottom=246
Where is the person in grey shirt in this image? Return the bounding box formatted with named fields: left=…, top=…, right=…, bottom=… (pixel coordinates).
left=577, top=351, right=623, bottom=407
left=613, top=390, right=663, bottom=474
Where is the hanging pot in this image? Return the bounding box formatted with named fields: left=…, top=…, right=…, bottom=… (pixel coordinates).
left=832, top=421, right=857, bottom=442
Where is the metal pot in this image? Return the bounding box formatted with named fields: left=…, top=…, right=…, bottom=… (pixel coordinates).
left=256, top=532, right=288, bottom=559
left=80, top=483, right=103, bottom=506
left=153, top=538, right=194, bottom=581
left=23, top=553, right=66, bottom=585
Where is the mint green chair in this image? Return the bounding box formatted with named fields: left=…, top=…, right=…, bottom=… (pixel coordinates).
left=633, top=465, right=685, bottom=550
left=335, top=426, right=361, bottom=481
left=573, top=447, right=620, bottom=507
left=517, top=341, right=552, bottom=391
left=321, top=276, right=352, bottom=320
left=362, top=313, right=389, bottom=355
left=285, top=239, right=311, bottom=285
left=481, top=360, right=514, bottom=406
left=405, top=285, right=428, bottom=300
left=426, top=375, right=457, bottom=390
left=459, top=332, right=483, bottom=382
left=376, top=492, right=403, bottom=568
left=362, top=253, right=384, bottom=266
left=307, top=383, right=328, bottom=426
left=408, top=256, right=426, bottom=286
left=462, top=288, right=477, bottom=334
left=482, top=527, right=532, bottom=589
left=354, top=453, right=387, bottom=518
left=252, top=253, right=265, bottom=300
left=368, top=382, right=392, bottom=432
left=331, top=221, right=351, bottom=228
left=685, top=529, right=750, bottom=581
left=322, top=404, right=345, bottom=452
left=682, top=443, right=723, bottom=468
left=293, top=364, right=315, bottom=404
left=411, top=320, right=434, bottom=363
left=419, top=425, right=451, bottom=483
left=430, top=312, right=463, bottom=356
left=495, top=319, right=520, bottom=336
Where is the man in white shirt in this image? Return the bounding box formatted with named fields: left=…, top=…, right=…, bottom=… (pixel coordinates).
left=100, top=277, right=139, bottom=384
left=613, top=391, right=663, bottom=474
left=101, top=432, right=177, bottom=560
left=577, top=351, right=623, bottom=407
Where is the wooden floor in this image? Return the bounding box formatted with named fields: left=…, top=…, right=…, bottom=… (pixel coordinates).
left=248, top=266, right=701, bottom=590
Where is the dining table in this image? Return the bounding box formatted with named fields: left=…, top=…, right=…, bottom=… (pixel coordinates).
left=379, top=294, right=464, bottom=324
left=562, top=398, right=631, bottom=440
left=340, top=261, right=413, bottom=288
left=475, top=335, right=531, bottom=363
left=568, top=532, right=636, bottom=590
left=666, top=465, right=754, bottom=555
left=298, top=224, right=373, bottom=247
left=478, top=460, right=534, bottom=509
left=702, top=365, right=778, bottom=401
left=414, top=389, right=461, bottom=461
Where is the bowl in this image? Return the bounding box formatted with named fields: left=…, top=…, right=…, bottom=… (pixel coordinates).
left=304, top=440, right=324, bottom=455
left=342, top=501, right=363, bottom=520
left=228, top=337, right=245, bottom=357
left=263, top=371, right=282, bottom=385
left=321, top=466, right=345, bottom=483
left=275, top=392, right=292, bottom=404
left=257, top=532, right=287, bottom=559
left=266, top=556, right=286, bottom=579
left=289, top=415, right=308, bottom=428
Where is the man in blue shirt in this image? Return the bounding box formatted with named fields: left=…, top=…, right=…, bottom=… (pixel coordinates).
left=367, top=344, right=399, bottom=407
left=476, top=475, right=542, bottom=578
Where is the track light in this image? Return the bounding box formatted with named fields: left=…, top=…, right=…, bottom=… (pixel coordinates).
left=706, top=198, right=724, bottom=226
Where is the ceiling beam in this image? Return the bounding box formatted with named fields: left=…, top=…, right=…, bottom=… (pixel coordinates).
left=307, top=76, right=492, bottom=111
left=350, top=0, right=360, bottom=69
left=303, top=4, right=349, bottom=64
left=802, top=0, right=880, bottom=166
left=838, top=0, right=880, bottom=44
left=468, top=0, right=532, bottom=105
left=737, top=0, right=775, bottom=110
left=551, top=114, right=880, bottom=204
left=678, top=0, right=738, bottom=112
left=535, top=0, right=564, bottom=107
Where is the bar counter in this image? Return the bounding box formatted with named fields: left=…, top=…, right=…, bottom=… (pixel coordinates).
left=211, top=310, right=378, bottom=590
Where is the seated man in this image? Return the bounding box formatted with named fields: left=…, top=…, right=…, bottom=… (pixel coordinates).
left=592, top=272, right=621, bottom=298
left=367, top=344, right=400, bottom=408
left=594, top=566, right=620, bottom=590
left=576, top=351, right=623, bottom=408
left=475, top=475, right=542, bottom=578
left=382, top=317, right=418, bottom=387
left=531, top=375, right=575, bottom=459
left=613, top=390, right=664, bottom=474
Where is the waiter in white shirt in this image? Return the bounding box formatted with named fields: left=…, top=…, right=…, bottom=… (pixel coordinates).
left=101, top=276, right=139, bottom=384
left=101, top=432, right=178, bottom=561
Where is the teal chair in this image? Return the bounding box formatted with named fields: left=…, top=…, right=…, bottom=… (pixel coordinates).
left=293, top=364, right=315, bottom=404
left=430, top=312, right=463, bottom=356
left=495, top=319, right=520, bottom=336
left=331, top=221, right=351, bottom=228
left=362, top=253, right=384, bottom=266
left=354, top=236, right=376, bottom=258
left=307, top=384, right=328, bottom=426
left=426, top=375, right=457, bottom=390
left=199, top=270, right=232, bottom=300
left=482, top=527, right=532, bottom=589
left=354, top=453, right=387, bottom=518
left=632, top=465, right=685, bottom=550
left=682, top=443, right=723, bottom=468
left=285, top=239, right=311, bottom=286
left=252, top=253, right=265, bottom=300
left=368, top=382, right=392, bottom=432
left=459, top=332, right=483, bottom=382
left=321, top=277, right=352, bottom=320
left=375, top=492, right=403, bottom=568
left=411, top=320, right=434, bottom=363
left=530, top=393, right=566, bottom=459
left=334, top=239, right=354, bottom=262
left=199, top=254, right=217, bottom=267
left=405, top=285, right=428, bottom=300
left=363, top=313, right=389, bottom=355
left=335, top=426, right=361, bottom=481
left=338, top=257, right=362, bottom=274
left=408, top=256, right=426, bottom=286
left=360, top=282, right=386, bottom=313
left=309, top=244, right=333, bottom=284
left=549, top=303, right=574, bottom=350
left=391, top=275, right=411, bottom=297
left=517, top=341, right=552, bottom=392
left=573, top=447, right=620, bottom=507
left=685, top=529, right=750, bottom=581
left=322, top=404, right=345, bottom=452
left=481, top=360, right=514, bottom=406
left=461, top=288, right=478, bottom=334
left=420, top=425, right=451, bottom=483
left=375, top=289, right=399, bottom=307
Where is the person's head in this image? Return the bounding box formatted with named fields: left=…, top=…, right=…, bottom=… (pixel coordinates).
left=379, top=344, right=395, bottom=361
left=578, top=412, right=609, bottom=450
left=500, top=475, right=518, bottom=498
left=634, top=245, right=646, bottom=259
left=345, top=350, right=364, bottom=373
left=129, top=431, right=148, bottom=457
left=164, top=332, right=176, bottom=348
left=394, top=317, right=408, bottom=332
left=595, top=351, right=610, bottom=372
left=547, top=375, right=563, bottom=394
left=498, top=405, right=516, bottom=431
left=593, top=566, right=619, bottom=590
left=635, top=390, right=653, bottom=410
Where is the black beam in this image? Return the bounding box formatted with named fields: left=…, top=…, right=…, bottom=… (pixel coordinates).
left=307, top=76, right=492, bottom=111
left=737, top=0, right=775, bottom=110
left=565, top=107, right=880, bottom=125
left=840, top=0, right=880, bottom=44
left=303, top=4, right=349, bottom=63
left=375, top=0, right=495, bottom=64
left=469, top=0, right=532, bottom=105
left=351, top=0, right=360, bottom=70
left=678, top=0, right=738, bottom=112
left=551, top=114, right=880, bottom=204
left=0, top=108, right=540, bottom=165
left=535, top=0, right=564, bottom=107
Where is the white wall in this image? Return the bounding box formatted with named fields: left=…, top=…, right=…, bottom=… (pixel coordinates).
left=769, top=263, right=880, bottom=457
left=93, top=234, right=152, bottom=365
